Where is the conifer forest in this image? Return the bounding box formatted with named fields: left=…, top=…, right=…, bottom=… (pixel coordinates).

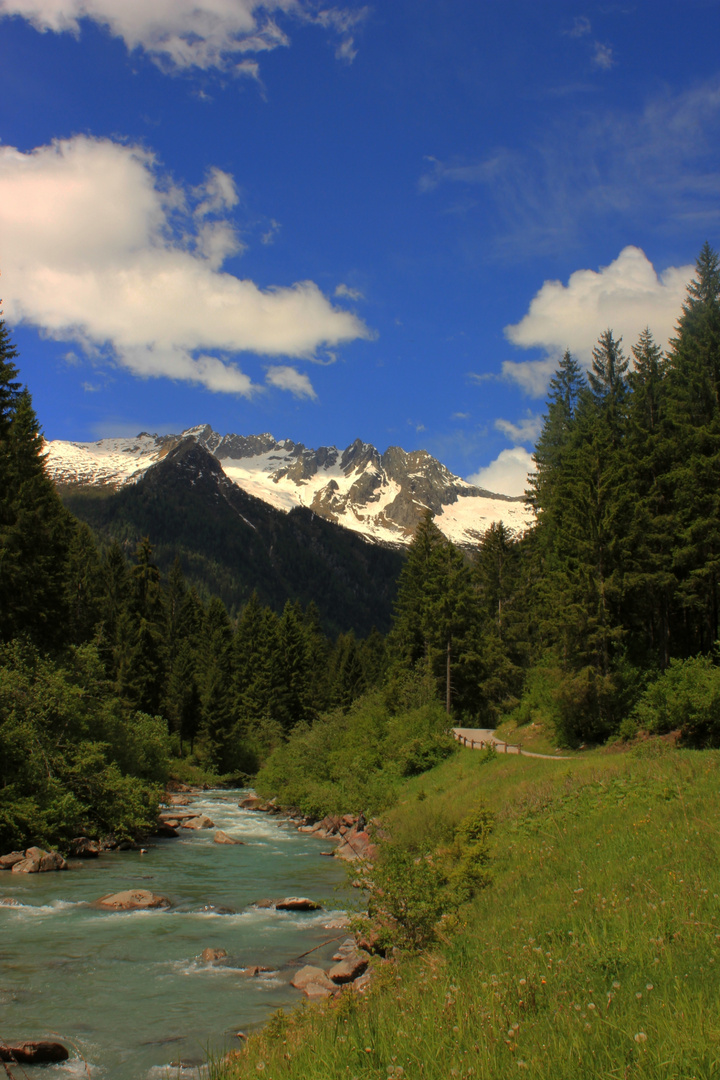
left=2, top=243, right=720, bottom=851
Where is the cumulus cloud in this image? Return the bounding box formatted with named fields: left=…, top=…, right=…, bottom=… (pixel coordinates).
left=503, top=246, right=692, bottom=396
left=0, top=0, right=368, bottom=72
left=467, top=447, right=534, bottom=498
left=335, top=283, right=364, bottom=301
left=265, top=364, right=317, bottom=398
left=0, top=135, right=370, bottom=395
left=495, top=413, right=543, bottom=445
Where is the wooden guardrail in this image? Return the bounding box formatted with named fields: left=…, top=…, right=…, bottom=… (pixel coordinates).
left=452, top=731, right=523, bottom=755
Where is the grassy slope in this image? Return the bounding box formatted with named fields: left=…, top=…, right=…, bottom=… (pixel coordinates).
left=217, top=742, right=720, bottom=1080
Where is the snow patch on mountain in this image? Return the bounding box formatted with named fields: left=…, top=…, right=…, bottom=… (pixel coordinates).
left=45, top=426, right=534, bottom=546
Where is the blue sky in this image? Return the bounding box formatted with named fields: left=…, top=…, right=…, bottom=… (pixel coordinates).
left=1, top=0, right=719, bottom=494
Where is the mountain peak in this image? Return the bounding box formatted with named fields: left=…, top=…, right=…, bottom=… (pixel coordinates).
left=44, top=426, right=532, bottom=547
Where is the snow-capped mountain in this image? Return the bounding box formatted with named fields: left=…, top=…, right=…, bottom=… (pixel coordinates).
left=45, top=426, right=532, bottom=547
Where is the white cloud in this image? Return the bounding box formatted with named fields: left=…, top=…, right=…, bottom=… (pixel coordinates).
left=335, top=283, right=364, bottom=301
left=265, top=364, right=316, bottom=399
left=0, top=135, right=370, bottom=396
left=261, top=218, right=281, bottom=244
left=495, top=412, right=543, bottom=445
left=467, top=447, right=534, bottom=498
left=418, top=78, right=720, bottom=259
left=0, top=0, right=369, bottom=72
left=592, top=41, right=615, bottom=70
left=418, top=151, right=511, bottom=194
left=503, top=246, right=692, bottom=396
left=564, top=15, right=591, bottom=38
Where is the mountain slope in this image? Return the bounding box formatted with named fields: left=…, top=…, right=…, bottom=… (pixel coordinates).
left=62, top=440, right=405, bottom=636
left=47, top=426, right=532, bottom=547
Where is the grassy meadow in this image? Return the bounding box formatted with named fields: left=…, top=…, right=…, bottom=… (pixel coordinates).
left=216, top=741, right=720, bottom=1080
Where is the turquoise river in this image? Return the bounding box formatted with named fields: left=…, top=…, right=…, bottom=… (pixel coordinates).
left=0, top=790, right=349, bottom=1080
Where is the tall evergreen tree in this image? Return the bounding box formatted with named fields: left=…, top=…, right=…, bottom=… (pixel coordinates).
left=665, top=243, right=720, bottom=652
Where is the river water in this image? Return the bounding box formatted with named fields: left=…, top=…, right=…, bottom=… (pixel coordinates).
left=0, top=791, right=349, bottom=1080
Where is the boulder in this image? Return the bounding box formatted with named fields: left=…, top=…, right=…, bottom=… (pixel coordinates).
left=12, top=848, right=68, bottom=873
left=153, top=823, right=179, bottom=838
left=182, top=815, right=215, bottom=830
left=201, top=947, right=228, bottom=962
left=238, top=796, right=263, bottom=810
left=213, top=831, right=245, bottom=845
left=343, top=814, right=357, bottom=827
left=303, top=983, right=333, bottom=999
left=69, top=837, right=101, bottom=858
left=291, top=965, right=335, bottom=991
left=274, top=897, right=321, bottom=912
left=0, top=1042, right=69, bottom=1064
left=167, top=794, right=191, bottom=806
left=94, top=889, right=171, bottom=911
left=0, top=852, right=25, bottom=870
left=254, top=899, right=274, bottom=909
left=328, top=956, right=368, bottom=984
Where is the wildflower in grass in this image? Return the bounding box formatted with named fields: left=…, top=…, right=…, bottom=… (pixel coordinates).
left=612, top=981, right=621, bottom=989
left=255, top=1062, right=266, bottom=1072
left=646, top=983, right=654, bottom=990
left=636, top=992, right=642, bottom=999
left=634, top=1032, right=648, bottom=1043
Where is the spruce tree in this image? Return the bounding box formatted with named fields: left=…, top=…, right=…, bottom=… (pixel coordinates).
left=665, top=243, right=720, bottom=651
left=0, top=327, right=75, bottom=648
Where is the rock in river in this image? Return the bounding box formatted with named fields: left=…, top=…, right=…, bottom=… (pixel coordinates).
left=94, top=889, right=171, bottom=911
left=11, top=847, right=68, bottom=873
left=182, top=815, right=215, bottom=830
left=69, top=837, right=102, bottom=858
left=201, top=947, right=228, bottom=962
left=0, top=1041, right=69, bottom=1064
left=0, top=851, right=25, bottom=870
left=214, top=831, right=245, bottom=845
left=274, top=897, right=321, bottom=911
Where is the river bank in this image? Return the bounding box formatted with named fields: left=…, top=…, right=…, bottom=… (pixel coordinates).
left=0, top=790, right=351, bottom=1080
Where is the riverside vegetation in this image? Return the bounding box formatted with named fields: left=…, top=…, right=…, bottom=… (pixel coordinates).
left=2, top=245, right=720, bottom=1074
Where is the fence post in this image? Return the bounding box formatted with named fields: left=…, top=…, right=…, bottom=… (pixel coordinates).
left=504, top=742, right=508, bottom=753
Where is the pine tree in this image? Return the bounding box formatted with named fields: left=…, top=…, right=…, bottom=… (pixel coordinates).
left=0, top=333, right=75, bottom=648
left=665, top=243, right=720, bottom=652
left=624, top=329, right=675, bottom=666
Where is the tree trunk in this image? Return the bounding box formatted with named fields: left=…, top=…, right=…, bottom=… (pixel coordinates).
left=446, top=639, right=451, bottom=715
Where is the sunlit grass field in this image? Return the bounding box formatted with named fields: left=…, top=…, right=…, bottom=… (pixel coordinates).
left=216, top=743, right=720, bottom=1080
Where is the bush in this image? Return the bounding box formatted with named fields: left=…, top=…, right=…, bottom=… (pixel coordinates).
left=359, top=800, right=494, bottom=952
left=255, top=691, right=456, bottom=818
left=633, top=655, right=720, bottom=745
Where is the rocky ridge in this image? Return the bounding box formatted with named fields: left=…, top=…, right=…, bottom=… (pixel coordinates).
left=45, top=426, right=531, bottom=547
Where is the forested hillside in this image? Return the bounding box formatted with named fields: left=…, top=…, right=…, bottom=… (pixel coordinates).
left=370, top=245, right=720, bottom=747
left=0, top=315, right=392, bottom=850
left=255, top=244, right=720, bottom=821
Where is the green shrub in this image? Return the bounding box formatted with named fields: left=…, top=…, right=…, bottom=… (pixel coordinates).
left=633, top=655, right=720, bottom=745
left=359, top=800, right=494, bottom=952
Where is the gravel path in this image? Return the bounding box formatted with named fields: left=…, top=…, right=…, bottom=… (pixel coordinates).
left=452, top=727, right=572, bottom=761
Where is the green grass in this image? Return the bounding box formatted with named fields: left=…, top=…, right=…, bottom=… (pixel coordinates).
left=491, top=716, right=578, bottom=757
left=216, top=743, right=720, bottom=1080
